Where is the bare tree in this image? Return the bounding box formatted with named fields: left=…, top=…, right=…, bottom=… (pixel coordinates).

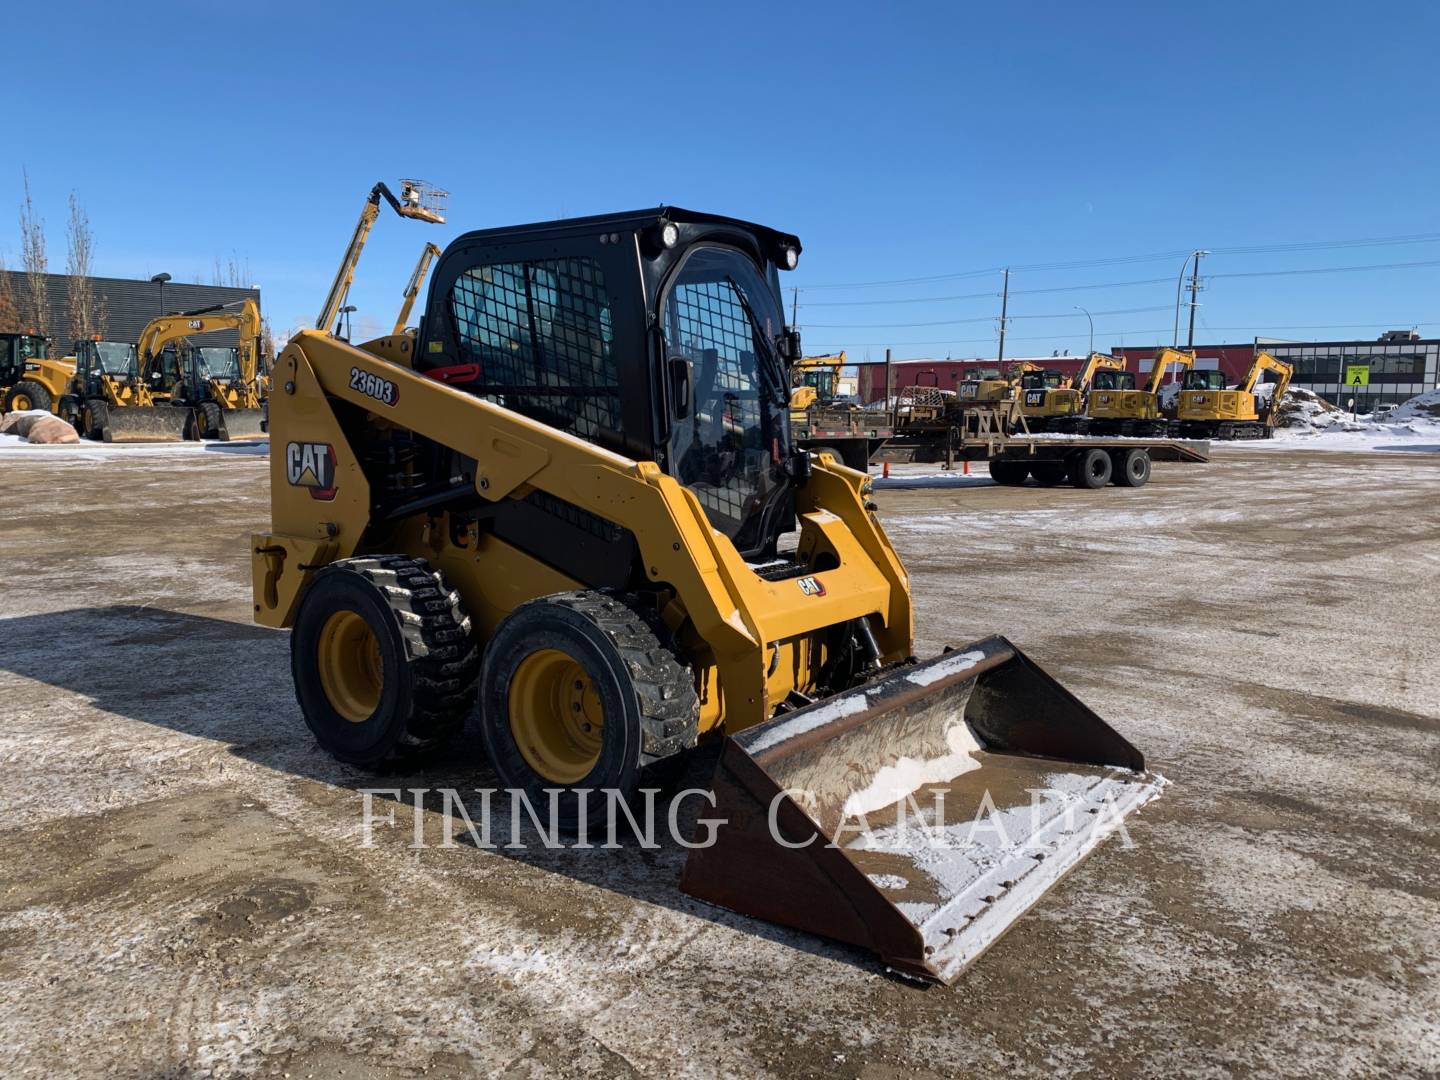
left=66, top=192, right=105, bottom=341
left=19, top=169, right=49, bottom=334
left=0, top=251, right=20, bottom=333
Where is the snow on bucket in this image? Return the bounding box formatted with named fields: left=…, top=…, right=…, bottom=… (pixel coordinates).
left=680, top=635, right=1165, bottom=984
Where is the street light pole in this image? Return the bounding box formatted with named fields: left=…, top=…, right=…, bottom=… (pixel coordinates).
left=150, top=272, right=172, bottom=317
left=1172, top=251, right=1208, bottom=347
left=1075, top=306, right=1093, bottom=354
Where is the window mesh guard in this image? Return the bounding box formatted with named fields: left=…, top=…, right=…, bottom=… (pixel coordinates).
left=448, top=257, right=621, bottom=440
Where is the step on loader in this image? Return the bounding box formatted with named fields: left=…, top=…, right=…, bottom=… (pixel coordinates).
left=253, top=184, right=1164, bottom=983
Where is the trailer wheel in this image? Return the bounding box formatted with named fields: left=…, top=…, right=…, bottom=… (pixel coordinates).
left=291, top=556, right=480, bottom=767
left=478, top=590, right=699, bottom=832
left=1113, top=448, right=1151, bottom=487
left=1030, top=462, right=1067, bottom=487
left=988, top=459, right=1030, bottom=486
left=1070, top=448, right=1113, bottom=489
left=4, top=379, right=52, bottom=413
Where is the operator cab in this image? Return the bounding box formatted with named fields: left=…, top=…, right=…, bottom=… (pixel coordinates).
left=417, top=207, right=803, bottom=560
left=0, top=333, right=48, bottom=382
left=1020, top=370, right=1066, bottom=390
left=1182, top=369, right=1226, bottom=391
left=1091, top=369, right=1136, bottom=391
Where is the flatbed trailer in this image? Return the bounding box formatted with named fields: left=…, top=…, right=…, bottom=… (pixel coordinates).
left=792, top=406, right=894, bottom=471
left=875, top=431, right=1210, bottom=489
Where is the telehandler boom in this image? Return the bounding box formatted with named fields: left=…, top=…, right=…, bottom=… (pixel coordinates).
left=255, top=187, right=1163, bottom=983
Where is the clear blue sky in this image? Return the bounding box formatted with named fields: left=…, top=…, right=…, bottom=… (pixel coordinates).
left=7, top=1, right=1439, bottom=358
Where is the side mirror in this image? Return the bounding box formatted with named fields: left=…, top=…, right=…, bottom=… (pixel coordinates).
left=669, top=356, right=692, bottom=420
left=778, top=329, right=802, bottom=362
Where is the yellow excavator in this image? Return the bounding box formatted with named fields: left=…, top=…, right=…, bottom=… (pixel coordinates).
left=148, top=299, right=268, bottom=440
left=956, top=360, right=1041, bottom=406
left=1018, top=353, right=1126, bottom=433
left=1176, top=351, right=1293, bottom=439
left=0, top=332, right=75, bottom=415
left=1086, top=346, right=1194, bottom=437
left=789, top=351, right=846, bottom=412
left=254, top=183, right=1163, bottom=985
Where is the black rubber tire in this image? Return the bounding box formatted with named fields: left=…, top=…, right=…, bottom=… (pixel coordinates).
left=4, top=379, right=52, bottom=413
left=291, top=555, right=479, bottom=767
left=1030, top=462, right=1068, bottom=487
left=81, top=399, right=109, bottom=441
left=478, top=590, right=700, bottom=831
left=988, top=459, right=1030, bottom=486
left=1112, top=448, right=1151, bottom=487
left=809, top=445, right=847, bottom=466
left=58, top=396, right=81, bottom=427
left=198, top=401, right=224, bottom=440
left=1070, top=448, right=1113, bottom=489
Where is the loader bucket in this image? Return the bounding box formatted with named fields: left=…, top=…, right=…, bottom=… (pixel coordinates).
left=99, top=405, right=191, bottom=443
left=680, top=635, right=1164, bottom=984
left=213, top=407, right=267, bottom=441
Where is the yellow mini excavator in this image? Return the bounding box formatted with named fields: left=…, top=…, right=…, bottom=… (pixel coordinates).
left=1086, top=346, right=1194, bottom=437
left=0, top=332, right=75, bottom=415
left=254, top=182, right=1163, bottom=984
left=1176, top=351, right=1293, bottom=439
left=1018, top=353, right=1126, bottom=433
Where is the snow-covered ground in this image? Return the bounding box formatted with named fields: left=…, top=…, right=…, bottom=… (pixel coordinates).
left=0, top=431, right=267, bottom=459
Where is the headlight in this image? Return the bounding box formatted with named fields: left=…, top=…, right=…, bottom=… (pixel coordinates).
left=781, top=245, right=799, bottom=270
left=660, top=221, right=680, bottom=249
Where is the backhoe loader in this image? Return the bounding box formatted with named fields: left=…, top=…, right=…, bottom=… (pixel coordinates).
left=1019, top=353, right=1125, bottom=433
left=1086, top=346, right=1194, bottom=436
left=66, top=337, right=190, bottom=442
left=1176, top=351, right=1293, bottom=439
left=147, top=300, right=268, bottom=440
left=0, top=332, right=75, bottom=415
left=255, top=185, right=1163, bottom=984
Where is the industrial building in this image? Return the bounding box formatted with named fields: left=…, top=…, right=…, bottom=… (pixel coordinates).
left=1114, top=332, right=1439, bottom=412
left=0, top=271, right=260, bottom=351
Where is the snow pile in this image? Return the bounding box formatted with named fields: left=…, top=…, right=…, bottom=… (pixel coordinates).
left=1272, top=386, right=1344, bottom=430
left=1391, top=388, right=1440, bottom=421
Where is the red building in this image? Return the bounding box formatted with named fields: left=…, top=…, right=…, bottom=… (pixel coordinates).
left=1111, top=344, right=1258, bottom=383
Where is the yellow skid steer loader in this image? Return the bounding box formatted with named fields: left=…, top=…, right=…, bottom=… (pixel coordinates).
left=254, top=186, right=1163, bottom=983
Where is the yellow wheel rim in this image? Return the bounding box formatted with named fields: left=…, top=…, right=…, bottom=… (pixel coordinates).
left=11, top=393, right=32, bottom=411
left=316, top=610, right=384, bottom=723
left=508, top=648, right=604, bottom=784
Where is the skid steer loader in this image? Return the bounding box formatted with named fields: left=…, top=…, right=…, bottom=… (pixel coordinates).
left=254, top=187, right=1163, bottom=983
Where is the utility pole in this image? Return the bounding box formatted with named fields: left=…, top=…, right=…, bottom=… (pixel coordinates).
left=1186, top=251, right=1205, bottom=349
left=996, top=268, right=1010, bottom=367
left=790, top=287, right=799, bottom=328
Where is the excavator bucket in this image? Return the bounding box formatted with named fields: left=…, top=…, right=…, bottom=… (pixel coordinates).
left=681, top=635, right=1164, bottom=984
left=212, top=407, right=267, bottom=441
left=97, top=405, right=191, bottom=444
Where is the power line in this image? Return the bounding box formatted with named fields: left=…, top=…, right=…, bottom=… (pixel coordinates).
left=800, top=304, right=1173, bottom=330
left=794, top=230, right=1440, bottom=291
left=794, top=257, right=1440, bottom=311
left=801, top=320, right=1438, bottom=350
